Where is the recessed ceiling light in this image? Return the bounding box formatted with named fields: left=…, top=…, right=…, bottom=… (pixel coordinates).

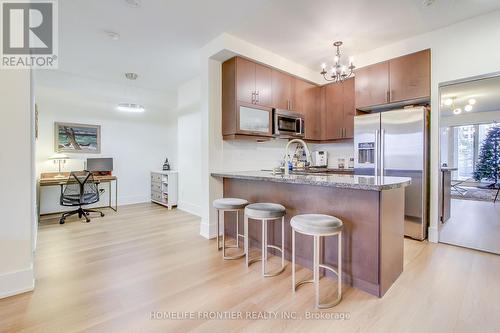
left=116, top=103, right=145, bottom=113
left=125, top=72, right=138, bottom=80
left=453, top=108, right=462, bottom=115
left=124, top=0, right=141, bottom=8
left=104, top=31, right=120, bottom=40
left=468, top=98, right=476, bottom=105
left=464, top=104, right=473, bottom=112
left=444, top=98, right=453, bottom=106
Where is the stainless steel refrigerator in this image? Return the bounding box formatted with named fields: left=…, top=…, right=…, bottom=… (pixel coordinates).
left=354, top=106, right=429, bottom=240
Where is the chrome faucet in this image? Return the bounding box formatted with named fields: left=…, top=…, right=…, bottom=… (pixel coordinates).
left=284, top=139, right=312, bottom=176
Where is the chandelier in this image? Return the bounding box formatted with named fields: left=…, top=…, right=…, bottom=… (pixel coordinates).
left=320, top=41, right=355, bottom=83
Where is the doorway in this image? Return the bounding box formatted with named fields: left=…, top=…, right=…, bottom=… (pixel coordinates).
left=439, top=73, right=500, bottom=254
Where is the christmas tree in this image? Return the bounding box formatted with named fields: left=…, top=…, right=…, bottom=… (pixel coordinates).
left=473, top=125, right=500, bottom=187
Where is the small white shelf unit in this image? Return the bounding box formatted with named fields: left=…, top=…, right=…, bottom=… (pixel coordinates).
left=151, top=171, right=178, bottom=209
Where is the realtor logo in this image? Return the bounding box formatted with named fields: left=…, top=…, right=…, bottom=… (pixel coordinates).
left=1, top=0, right=58, bottom=68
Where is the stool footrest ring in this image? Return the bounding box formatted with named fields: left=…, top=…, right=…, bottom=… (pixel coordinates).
left=247, top=256, right=262, bottom=266
left=263, top=265, right=286, bottom=277
left=267, top=245, right=283, bottom=253
left=317, top=295, right=342, bottom=309
left=294, top=279, right=313, bottom=291
left=223, top=253, right=245, bottom=260
left=318, top=264, right=339, bottom=277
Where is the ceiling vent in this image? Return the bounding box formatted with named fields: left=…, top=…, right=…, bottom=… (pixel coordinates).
left=125, top=72, right=138, bottom=80
left=124, top=0, right=141, bottom=8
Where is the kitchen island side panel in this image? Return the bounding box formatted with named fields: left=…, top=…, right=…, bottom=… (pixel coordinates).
left=223, top=178, right=382, bottom=295
left=379, top=187, right=405, bottom=296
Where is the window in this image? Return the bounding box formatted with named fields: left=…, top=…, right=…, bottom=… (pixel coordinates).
left=452, top=123, right=498, bottom=180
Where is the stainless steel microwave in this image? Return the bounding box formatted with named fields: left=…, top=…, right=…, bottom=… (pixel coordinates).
left=273, top=109, right=305, bottom=138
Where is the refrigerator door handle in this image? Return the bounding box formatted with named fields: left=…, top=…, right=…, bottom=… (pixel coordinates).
left=374, top=129, right=380, bottom=178
left=380, top=129, right=385, bottom=177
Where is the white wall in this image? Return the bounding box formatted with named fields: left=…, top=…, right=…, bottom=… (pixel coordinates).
left=353, top=10, right=500, bottom=242
left=177, top=78, right=202, bottom=216
left=35, top=72, right=178, bottom=213
left=312, top=141, right=354, bottom=168
left=0, top=70, right=35, bottom=298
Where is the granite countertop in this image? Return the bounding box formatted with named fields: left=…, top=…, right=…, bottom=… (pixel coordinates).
left=211, top=170, right=411, bottom=191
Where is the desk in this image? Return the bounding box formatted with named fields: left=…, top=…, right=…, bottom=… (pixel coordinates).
left=38, top=172, right=118, bottom=218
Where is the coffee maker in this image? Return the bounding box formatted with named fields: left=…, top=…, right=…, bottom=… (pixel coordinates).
left=312, top=151, right=328, bottom=167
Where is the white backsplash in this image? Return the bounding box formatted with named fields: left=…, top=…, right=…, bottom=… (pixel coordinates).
left=311, top=140, right=355, bottom=169
left=219, top=139, right=354, bottom=171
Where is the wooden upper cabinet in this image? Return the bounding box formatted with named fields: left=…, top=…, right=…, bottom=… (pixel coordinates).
left=389, top=49, right=430, bottom=103
left=223, top=57, right=273, bottom=140
left=292, top=78, right=309, bottom=114
left=343, top=78, right=355, bottom=139
left=235, top=57, right=256, bottom=105
left=355, top=61, right=389, bottom=110
left=355, top=49, right=431, bottom=110
left=235, top=57, right=272, bottom=107
left=324, top=82, right=344, bottom=140
left=323, top=78, right=355, bottom=140
left=272, top=69, right=293, bottom=110
left=294, top=78, right=321, bottom=141
left=254, top=63, right=272, bottom=107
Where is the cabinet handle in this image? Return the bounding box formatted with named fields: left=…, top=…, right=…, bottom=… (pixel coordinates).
left=287, top=100, right=290, bottom=110
left=386, top=91, right=389, bottom=102
left=256, top=90, right=259, bottom=103
left=251, top=91, right=255, bottom=104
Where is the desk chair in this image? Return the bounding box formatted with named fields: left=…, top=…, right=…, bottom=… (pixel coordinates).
left=59, top=171, right=105, bottom=224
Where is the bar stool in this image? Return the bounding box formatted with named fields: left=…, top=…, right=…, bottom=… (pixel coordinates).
left=213, top=198, right=248, bottom=260
left=244, top=203, right=286, bottom=277
left=291, top=214, right=343, bottom=309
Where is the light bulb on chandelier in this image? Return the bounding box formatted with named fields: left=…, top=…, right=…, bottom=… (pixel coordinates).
left=320, top=41, right=355, bottom=83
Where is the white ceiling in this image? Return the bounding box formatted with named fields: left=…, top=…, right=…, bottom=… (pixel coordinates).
left=46, top=0, right=500, bottom=95
left=229, top=0, right=500, bottom=71
left=440, top=75, right=500, bottom=117
left=52, top=0, right=268, bottom=93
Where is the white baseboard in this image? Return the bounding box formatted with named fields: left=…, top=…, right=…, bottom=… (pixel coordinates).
left=178, top=201, right=202, bottom=217
left=199, top=220, right=214, bottom=239
left=428, top=225, right=439, bottom=243
left=119, top=195, right=150, bottom=206
left=0, top=266, right=35, bottom=299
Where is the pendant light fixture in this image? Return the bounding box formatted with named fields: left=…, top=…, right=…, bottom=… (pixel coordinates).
left=320, top=41, right=355, bottom=83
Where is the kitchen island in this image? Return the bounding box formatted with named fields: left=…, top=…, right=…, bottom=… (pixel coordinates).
left=212, top=171, right=411, bottom=297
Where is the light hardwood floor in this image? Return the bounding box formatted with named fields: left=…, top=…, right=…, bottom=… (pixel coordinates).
left=440, top=199, right=500, bottom=254
left=1, top=203, right=499, bottom=333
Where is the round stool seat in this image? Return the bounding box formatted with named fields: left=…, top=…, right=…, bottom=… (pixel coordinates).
left=213, top=198, right=248, bottom=210
left=291, top=214, right=343, bottom=236
left=245, top=203, right=286, bottom=219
